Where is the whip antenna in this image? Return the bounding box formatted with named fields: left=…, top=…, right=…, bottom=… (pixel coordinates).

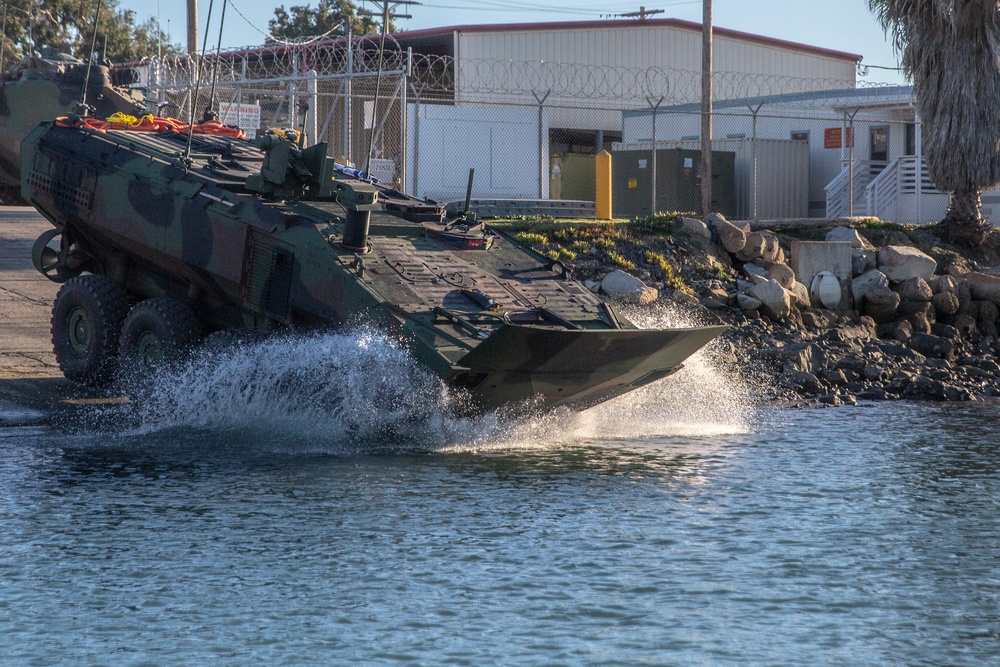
left=205, top=0, right=228, bottom=122
left=1, top=3, right=8, bottom=77
left=184, top=0, right=215, bottom=161
left=80, top=0, right=103, bottom=110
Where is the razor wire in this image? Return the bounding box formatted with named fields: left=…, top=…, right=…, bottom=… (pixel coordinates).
left=125, top=46, right=908, bottom=110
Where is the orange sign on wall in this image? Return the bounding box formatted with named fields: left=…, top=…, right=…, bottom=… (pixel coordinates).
left=824, top=127, right=854, bottom=149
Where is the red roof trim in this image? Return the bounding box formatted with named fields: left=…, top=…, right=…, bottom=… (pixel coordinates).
left=394, top=18, right=862, bottom=63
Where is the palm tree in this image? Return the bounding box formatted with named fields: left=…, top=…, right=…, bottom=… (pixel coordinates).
left=868, top=0, right=1000, bottom=246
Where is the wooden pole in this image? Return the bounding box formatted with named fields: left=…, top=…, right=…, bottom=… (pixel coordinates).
left=187, top=0, right=198, bottom=55
left=700, top=0, right=713, bottom=218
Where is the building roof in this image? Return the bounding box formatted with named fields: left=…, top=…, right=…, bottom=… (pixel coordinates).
left=391, top=18, right=863, bottom=63
left=621, top=84, right=914, bottom=116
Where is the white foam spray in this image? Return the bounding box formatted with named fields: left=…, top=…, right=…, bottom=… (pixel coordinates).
left=132, top=305, right=757, bottom=452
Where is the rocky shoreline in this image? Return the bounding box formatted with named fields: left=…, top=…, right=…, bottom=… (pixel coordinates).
left=499, top=214, right=1000, bottom=407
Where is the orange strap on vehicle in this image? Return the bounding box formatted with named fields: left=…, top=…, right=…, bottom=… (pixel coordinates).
left=55, top=115, right=245, bottom=139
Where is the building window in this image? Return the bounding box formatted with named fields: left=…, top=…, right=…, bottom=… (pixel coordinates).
left=791, top=131, right=809, bottom=142
left=726, top=133, right=746, bottom=139
left=905, top=123, right=916, bottom=155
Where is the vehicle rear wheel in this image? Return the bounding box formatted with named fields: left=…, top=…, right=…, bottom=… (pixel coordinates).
left=119, top=298, right=202, bottom=381
left=51, top=274, right=128, bottom=385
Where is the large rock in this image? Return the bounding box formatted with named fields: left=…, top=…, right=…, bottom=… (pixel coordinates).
left=908, top=333, right=957, bottom=361
left=896, top=276, right=933, bottom=302
left=851, top=269, right=889, bottom=306
left=969, top=278, right=1000, bottom=305
left=929, top=275, right=960, bottom=294
left=877, top=245, right=937, bottom=281
left=863, top=287, right=901, bottom=324
left=760, top=342, right=826, bottom=374
left=761, top=233, right=782, bottom=262
left=932, top=291, right=960, bottom=316
left=767, top=262, right=796, bottom=289
left=707, top=213, right=747, bottom=253
left=748, top=279, right=792, bottom=321
left=826, top=226, right=870, bottom=248
left=679, top=216, right=712, bottom=239
left=737, top=294, right=762, bottom=311
left=852, top=249, right=877, bottom=276
left=788, top=281, right=811, bottom=309
left=740, top=232, right=767, bottom=260
left=601, top=269, right=658, bottom=305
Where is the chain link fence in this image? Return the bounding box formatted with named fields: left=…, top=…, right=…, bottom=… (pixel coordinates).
left=118, top=43, right=932, bottom=222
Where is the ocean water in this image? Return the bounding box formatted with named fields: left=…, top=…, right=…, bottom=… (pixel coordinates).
left=1, top=323, right=998, bottom=666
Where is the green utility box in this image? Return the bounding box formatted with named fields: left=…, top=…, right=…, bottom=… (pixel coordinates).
left=550, top=153, right=596, bottom=201
left=611, top=147, right=735, bottom=218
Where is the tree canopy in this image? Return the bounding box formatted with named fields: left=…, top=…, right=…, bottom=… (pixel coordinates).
left=0, top=0, right=179, bottom=67
left=868, top=0, right=1000, bottom=245
left=268, top=0, right=388, bottom=43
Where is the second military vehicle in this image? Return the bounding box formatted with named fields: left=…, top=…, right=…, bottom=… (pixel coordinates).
left=21, top=114, right=725, bottom=414
left=0, top=50, right=145, bottom=199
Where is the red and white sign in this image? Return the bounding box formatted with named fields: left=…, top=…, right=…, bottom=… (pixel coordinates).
left=219, top=102, right=262, bottom=135
left=824, top=127, right=854, bottom=149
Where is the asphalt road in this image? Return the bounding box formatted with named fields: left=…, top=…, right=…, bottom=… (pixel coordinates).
left=0, top=207, right=106, bottom=425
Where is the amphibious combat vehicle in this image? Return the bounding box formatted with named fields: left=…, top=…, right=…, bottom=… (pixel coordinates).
left=1, top=50, right=144, bottom=198
left=22, top=115, right=726, bottom=413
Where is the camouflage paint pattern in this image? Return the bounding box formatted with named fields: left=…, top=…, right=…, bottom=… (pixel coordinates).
left=22, top=121, right=726, bottom=413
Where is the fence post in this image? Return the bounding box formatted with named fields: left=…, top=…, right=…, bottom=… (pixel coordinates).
left=846, top=109, right=858, bottom=217
left=647, top=95, right=664, bottom=215
left=345, top=27, right=353, bottom=163
left=411, top=88, right=422, bottom=196
left=748, top=102, right=763, bottom=222
left=534, top=90, right=550, bottom=199
left=400, top=48, right=411, bottom=193
left=306, top=69, right=318, bottom=146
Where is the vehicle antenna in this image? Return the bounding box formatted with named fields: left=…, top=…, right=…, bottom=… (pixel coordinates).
left=184, top=0, right=215, bottom=162
left=80, top=0, right=104, bottom=111
left=205, top=0, right=228, bottom=122
left=1, top=3, right=8, bottom=77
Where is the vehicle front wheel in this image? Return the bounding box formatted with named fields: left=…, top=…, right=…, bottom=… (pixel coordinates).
left=119, top=298, right=201, bottom=382
left=51, top=274, right=128, bottom=385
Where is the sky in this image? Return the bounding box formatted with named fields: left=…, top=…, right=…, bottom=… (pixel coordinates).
left=120, top=0, right=908, bottom=84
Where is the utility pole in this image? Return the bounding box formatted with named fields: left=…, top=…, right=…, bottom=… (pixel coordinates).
left=700, top=0, right=713, bottom=219
left=186, top=0, right=198, bottom=54
left=619, top=6, right=664, bottom=20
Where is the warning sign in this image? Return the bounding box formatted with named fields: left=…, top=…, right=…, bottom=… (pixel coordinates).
left=628, top=178, right=638, bottom=189
left=219, top=102, right=261, bottom=136
left=824, top=127, right=854, bottom=149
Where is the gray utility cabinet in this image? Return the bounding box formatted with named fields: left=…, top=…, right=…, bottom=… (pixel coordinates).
left=611, top=147, right=735, bottom=218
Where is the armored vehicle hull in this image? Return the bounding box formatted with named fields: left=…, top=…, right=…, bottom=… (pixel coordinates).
left=22, top=118, right=725, bottom=413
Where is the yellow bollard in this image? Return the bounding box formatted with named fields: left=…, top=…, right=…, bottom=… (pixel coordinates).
left=595, top=150, right=612, bottom=220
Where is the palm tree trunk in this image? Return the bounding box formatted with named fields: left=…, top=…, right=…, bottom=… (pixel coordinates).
left=942, top=187, right=990, bottom=247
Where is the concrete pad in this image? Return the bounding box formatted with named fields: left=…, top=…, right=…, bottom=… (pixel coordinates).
left=790, top=240, right=852, bottom=309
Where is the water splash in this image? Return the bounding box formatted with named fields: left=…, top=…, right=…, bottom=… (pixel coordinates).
left=131, top=305, right=757, bottom=453
left=455, top=303, right=759, bottom=451
left=131, top=331, right=487, bottom=449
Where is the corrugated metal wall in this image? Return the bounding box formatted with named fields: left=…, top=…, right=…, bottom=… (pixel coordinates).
left=456, top=25, right=857, bottom=104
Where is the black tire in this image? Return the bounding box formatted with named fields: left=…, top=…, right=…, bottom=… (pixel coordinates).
left=51, top=274, right=128, bottom=386
left=119, top=298, right=202, bottom=381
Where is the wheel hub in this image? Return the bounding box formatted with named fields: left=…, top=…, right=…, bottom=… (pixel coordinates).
left=66, top=306, right=93, bottom=356
left=134, top=330, right=164, bottom=371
